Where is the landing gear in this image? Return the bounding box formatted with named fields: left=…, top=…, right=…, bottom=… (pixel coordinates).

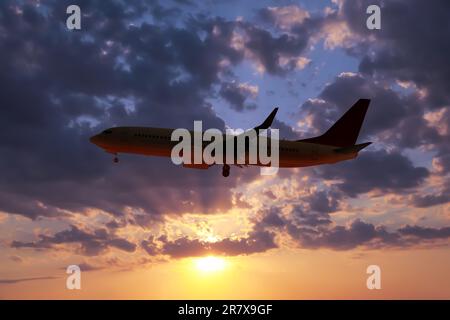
left=109, top=152, right=119, bottom=163
left=222, top=164, right=230, bottom=177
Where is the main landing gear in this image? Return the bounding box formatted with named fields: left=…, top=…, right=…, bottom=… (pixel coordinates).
left=222, top=164, right=230, bottom=177
left=109, top=152, right=119, bottom=163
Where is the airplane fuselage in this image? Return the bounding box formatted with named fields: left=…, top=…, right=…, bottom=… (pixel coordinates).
left=89, top=126, right=358, bottom=168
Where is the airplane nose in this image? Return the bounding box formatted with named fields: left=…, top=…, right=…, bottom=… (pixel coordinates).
left=89, top=134, right=99, bottom=144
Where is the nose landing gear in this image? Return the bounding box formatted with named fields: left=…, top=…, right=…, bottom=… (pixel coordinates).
left=222, top=164, right=230, bottom=177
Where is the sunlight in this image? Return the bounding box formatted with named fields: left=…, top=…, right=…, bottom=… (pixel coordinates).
left=194, top=256, right=227, bottom=273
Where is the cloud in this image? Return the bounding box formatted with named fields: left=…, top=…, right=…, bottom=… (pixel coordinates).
left=65, top=262, right=104, bottom=272
left=317, top=150, right=429, bottom=197
left=286, top=218, right=450, bottom=251
left=0, top=0, right=331, bottom=221
left=259, top=5, right=310, bottom=31
left=1, top=0, right=450, bottom=264
left=241, top=23, right=311, bottom=75
left=219, top=81, right=258, bottom=111
left=254, top=204, right=450, bottom=251
left=141, top=228, right=277, bottom=258
left=398, top=225, right=450, bottom=240
left=0, top=1, right=266, bottom=220
left=298, top=72, right=437, bottom=148
left=292, top=219, right=383, bottom=250
left=0, top=276, right=58, bottom=285
left=339, top=0, right=450, bottom=109
left=320, top=0, right=450, bottom=190
left=11, top=225, right=137, bottom=256
left=413, top=185, right=450, bottom=208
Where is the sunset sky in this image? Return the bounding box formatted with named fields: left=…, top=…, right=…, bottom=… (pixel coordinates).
left=0, top=0, right=449, bottom=299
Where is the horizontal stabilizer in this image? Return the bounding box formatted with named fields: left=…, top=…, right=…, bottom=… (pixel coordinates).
left=333, top=142, right=372, bottom=154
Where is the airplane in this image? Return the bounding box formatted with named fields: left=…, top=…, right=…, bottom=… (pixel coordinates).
left=90, top=98, right=371, bottom=177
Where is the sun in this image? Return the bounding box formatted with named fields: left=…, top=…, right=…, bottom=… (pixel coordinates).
left=194, top=256, right=227, bottom=273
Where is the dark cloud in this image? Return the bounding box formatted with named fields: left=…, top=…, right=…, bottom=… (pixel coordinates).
left=259, top=207, right=286, bottom=227
left=76, top=262, right=104, bottom=272
left=339, top=0, right=450, bottom=109
left=272, top=119, right=301, bottom=140
left=286, top=218, right=450, bottom=251
left=219, top=81, right=257, bottom=111
left=139, top=206, right=448, bottom=256
left=245, top=27, right=308, bottom=74
left=306, top=190, right=340, bottom=214
left=298, top=73, right=438, bottom=149
left=0, top=1, right=266, bottom=220
left=296, top=0, right=450, bottom=208
left=242, top=23, right=310, bottom=75
left=0, top=276, right=58, bottom=285
left=317, top=150, right=428, bottom=197
left=2, top=0, right=450, bottom=263
left=254, top=205, right=450, bottom=251
left=413, top=188, right=450, bottom=208
left=291, top=206, right=332, bottom=227
left=297, top=219, right=380, bottom=250
left=297, top=74, right=432, bottom=201
left=332, top=0, right=450, bottom=206
left=11, top=225, right=137, bottom=256
left=398, top=225, right=450, bottom=240
left=0, top=0, right=332, bottom=221
left=141, top=228, right=277, bottom=258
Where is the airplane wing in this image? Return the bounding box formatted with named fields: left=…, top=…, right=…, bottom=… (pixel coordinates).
left=225, top=107, right=279, bottom=149
left=253, top=107, right=279, bottom=132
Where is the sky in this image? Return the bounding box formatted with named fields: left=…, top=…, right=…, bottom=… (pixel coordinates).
left=0, top=0, right=449, bottom=299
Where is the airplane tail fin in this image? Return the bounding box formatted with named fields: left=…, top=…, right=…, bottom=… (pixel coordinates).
left=299, top=98, right=370, bottom=147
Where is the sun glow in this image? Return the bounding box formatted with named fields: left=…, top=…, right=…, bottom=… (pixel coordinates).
left=194, top=256, right=227, bottom=273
